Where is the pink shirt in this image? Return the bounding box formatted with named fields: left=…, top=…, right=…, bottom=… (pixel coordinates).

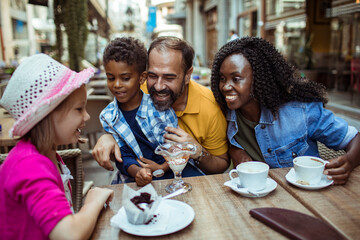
left=0, top=140, right=73, bottom=239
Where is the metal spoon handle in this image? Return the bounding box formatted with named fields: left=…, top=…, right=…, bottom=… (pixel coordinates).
left=163, top=188, right=187, bottom=199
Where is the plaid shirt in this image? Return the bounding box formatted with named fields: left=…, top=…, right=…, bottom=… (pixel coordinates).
left=100, top=92, right=178, bottom=159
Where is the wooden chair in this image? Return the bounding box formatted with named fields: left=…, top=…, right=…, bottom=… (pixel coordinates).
left=317, top=142, right=346, bottom=160
left=0, top=148, right=84, bottom=213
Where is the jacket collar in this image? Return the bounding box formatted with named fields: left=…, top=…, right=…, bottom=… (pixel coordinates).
left=227, top=104, right=275, bottom=125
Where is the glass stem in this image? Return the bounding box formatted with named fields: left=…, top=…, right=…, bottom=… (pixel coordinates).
left=173, top=170, right=184, bottom=185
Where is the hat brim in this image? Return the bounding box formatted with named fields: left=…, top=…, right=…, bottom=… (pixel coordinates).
left=10, top=67, right=95, bottom=137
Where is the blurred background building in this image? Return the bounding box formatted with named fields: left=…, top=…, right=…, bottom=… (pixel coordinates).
left=0, top=0, right=359, bottom=185
left=0, top=0, right=359, bottom=97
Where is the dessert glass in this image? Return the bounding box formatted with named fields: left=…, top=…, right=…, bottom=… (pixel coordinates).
left=155, top=142, right=197, bottom=193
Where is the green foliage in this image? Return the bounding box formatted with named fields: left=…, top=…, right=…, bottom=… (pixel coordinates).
left=53, top=0, right=88, bottom=72
left=53, top=0, right=63, bottom=62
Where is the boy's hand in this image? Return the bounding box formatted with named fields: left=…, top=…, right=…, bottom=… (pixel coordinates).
left=324, top=155, right=354, bottom=185
left=135, top=168, right=152, bottom=186
left=138, top=157, right=166, bottom=172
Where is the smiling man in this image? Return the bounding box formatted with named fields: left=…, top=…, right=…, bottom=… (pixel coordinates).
left=93, top=36, right=229, bottom=176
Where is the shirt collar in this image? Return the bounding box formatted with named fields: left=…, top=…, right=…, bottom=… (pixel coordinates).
left=176, top=80, right=200, bottom=117
left=109, top=90, right=148, bottom=122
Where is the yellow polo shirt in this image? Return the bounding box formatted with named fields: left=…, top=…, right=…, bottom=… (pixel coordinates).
left=141, top=80, right=228, bottom=156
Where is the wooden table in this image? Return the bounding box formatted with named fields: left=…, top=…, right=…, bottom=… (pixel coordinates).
left=91, top=173, right=315, bottom=239
left=0, top=108, right=18, bottom=152
left=270, top=167, right=360, bottom=240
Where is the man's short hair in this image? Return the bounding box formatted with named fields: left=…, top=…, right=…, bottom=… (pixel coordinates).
left=148, top=36, right=194, bottom=74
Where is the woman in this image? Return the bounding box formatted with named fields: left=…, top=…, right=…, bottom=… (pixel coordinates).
left=211, top=37, right=360, bottom=184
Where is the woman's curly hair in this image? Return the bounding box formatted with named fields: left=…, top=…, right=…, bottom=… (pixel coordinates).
left=103, top=37, right=147, bottom=74
left=211, top=37, right=328, bottom=116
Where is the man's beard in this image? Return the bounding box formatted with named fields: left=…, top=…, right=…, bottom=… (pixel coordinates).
left=149, top=78, right=185, bottom=111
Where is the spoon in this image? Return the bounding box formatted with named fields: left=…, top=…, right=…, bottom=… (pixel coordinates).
left=236, top=184, right=260, bottom=197
left=163, top=188, right=188, bottom=199
left=137, top=188, right=188, bottom=210
left=152, top=169, right=165, bottom=178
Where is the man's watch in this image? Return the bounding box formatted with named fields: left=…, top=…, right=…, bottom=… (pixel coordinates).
left=194, top=146, right=205, bottom=165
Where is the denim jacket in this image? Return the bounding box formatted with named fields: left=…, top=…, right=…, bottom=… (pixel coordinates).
left=227, top=101, right=358, bottom=168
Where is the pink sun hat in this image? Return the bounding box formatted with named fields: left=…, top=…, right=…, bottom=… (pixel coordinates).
left=0, top=53, right=95, bottom=138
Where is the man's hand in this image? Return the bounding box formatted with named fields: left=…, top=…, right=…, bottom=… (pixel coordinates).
left=164, top=126, right=229, bottom=174
left=164, top=126, right=202, bottom=158
left=324, top=155, right=354, bottom=185
left=92, top=134, right=122, bottom=171
left=135, top=168, right=152, bottom=186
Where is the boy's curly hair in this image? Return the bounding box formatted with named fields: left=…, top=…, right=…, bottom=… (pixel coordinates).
left=103, top=37, right=147, bottom=74
left=211, top=37, right=328, bottom=116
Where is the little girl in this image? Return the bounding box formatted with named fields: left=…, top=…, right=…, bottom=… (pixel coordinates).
left=0, top=54, right=114, bottom=239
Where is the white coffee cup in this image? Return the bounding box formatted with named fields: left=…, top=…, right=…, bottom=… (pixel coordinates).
left=229, top=162, right=269, bottom=191
left=293, top=156, right=329, bottom=185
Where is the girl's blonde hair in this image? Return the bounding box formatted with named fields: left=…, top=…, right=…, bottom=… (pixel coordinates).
left=22, top=94, right=74, bottom=155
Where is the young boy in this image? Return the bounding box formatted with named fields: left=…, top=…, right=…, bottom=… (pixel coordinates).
left=100, top=37, right=203, bottom=186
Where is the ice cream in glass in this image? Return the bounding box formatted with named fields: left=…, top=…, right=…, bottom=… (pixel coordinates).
left=155, top=142, right=197, bottom=193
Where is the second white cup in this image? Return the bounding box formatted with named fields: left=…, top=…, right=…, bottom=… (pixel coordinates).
left=229, top=162, right=269, bottom=191
left=293, top=156, right=328, bottom=185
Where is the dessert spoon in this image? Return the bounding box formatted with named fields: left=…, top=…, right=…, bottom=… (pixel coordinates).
left=236, top=184, right=260, bottom=197
left=163, top=188, right=188, bottom=199
left=138, top=188, right=188, bottom=210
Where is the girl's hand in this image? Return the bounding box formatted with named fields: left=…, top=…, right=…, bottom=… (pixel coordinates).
left=84, top=187, right=114, bottom=206
left=135, top=168, right=152, bottom=186
left=324, top=155, right=354, bottom=185
left=138, top=157, right=164, bottom=172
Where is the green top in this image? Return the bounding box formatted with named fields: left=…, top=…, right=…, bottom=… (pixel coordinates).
left=233, top=109, right=264, bottom=162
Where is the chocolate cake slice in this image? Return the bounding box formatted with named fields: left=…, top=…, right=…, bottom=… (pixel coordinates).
left=130, top=192, right=154, bottom=211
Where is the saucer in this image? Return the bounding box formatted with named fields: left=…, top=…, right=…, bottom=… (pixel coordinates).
left=285, top=168, right=333, bottom=190
left=224, top=178, right=277, bottom=198
left=111, top=199, right=195, bottom=236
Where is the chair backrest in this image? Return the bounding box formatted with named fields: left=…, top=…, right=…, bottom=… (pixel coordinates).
left=317, top=142, right=346, bottom=160
left=57, top=148, right=83, bottom=212
left=0, top=148, right=84, bottom=213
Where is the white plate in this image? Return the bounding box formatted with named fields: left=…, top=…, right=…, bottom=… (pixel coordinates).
left=285, top=168, right=333, bottom=190
left=112, top=199, right=194, bottom=237
left=224, top=177, right=277, bottom=198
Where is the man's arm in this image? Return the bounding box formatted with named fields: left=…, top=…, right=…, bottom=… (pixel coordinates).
left=164, top=126, right=230, bottom=174
left=92, top=134, right=122, bottom=171
left=193, top=148, right=229, bottom=174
